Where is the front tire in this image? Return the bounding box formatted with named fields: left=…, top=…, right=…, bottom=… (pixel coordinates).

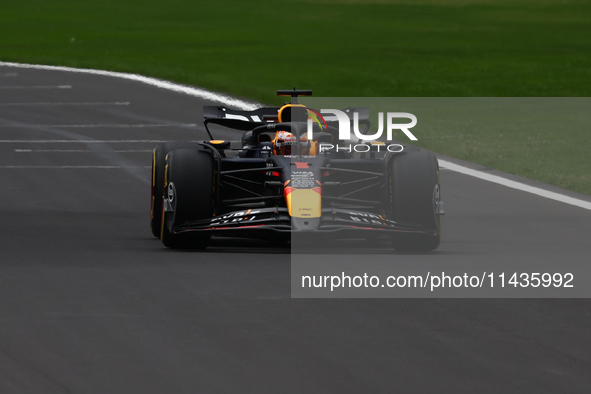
left=388, top=149, right=441, bottom=252
left=151, top=142, right=200, bottom=238
left=161, top=148, right=214, bottom=249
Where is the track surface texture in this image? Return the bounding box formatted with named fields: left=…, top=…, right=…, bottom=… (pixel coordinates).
left=1, top=64, right=591, bottom=393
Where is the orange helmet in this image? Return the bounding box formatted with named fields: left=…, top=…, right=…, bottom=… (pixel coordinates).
left=273, top=131, right=297, bottom=155
left=273, top=131, right=310, bottom=155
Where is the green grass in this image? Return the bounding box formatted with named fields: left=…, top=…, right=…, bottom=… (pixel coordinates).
left=410, top=98, right=591, bottom=195
left=1, top=0, right=590, bottom=194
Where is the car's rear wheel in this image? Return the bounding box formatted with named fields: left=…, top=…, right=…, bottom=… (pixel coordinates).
left=161, top=148, right=214, bottom=249
left=388, top=149, right=441, bottom=252
left=151, top=142, right=200, bottom=238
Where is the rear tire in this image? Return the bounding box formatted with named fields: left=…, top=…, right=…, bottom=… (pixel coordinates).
left=151, top=142, right=200, bottom=238
left=161, top=148, right=214, bottom=249
left=388, top=150, right=441, bottom=252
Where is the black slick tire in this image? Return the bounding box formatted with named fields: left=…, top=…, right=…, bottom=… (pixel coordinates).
left=388, top=149, right=441, bottom=252
left=151, top=142, right=200, bottom=238
left=160, top=148, right=214, bottom=249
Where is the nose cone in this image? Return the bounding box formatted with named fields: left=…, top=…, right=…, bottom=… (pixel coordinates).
left=286, top=188, right=322, bottom=218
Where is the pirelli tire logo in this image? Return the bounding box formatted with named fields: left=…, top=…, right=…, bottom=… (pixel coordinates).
left=167, top=182, right=175, bottom=203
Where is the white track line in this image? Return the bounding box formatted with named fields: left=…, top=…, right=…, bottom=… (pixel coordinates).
left=0, top=123, right=197, bottom=128
left=15, top=149, right=152, bottom=153
left=0, top=165, right=151, bottom=169
left=0, top=61, right=259, bottom=110
left=0, top=139, right=169, bottom=143
left=439, top=159, right=591, bottom=211
left=0, top=101, right=129, bottom=106
left=1, top=61, right=589, bottom=211
left=0, top=85, right=72, bottom=89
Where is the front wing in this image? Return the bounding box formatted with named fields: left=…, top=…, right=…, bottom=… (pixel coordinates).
left=171, top=207, right=438, bottom=237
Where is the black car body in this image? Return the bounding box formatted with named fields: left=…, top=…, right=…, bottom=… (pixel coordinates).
left=150, top=90, right=443, bottom=251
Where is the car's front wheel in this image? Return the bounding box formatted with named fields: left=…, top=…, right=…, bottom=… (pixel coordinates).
left=161, top=148, right=214, bottom=249
left=151, top=142, right=200, bottom=238
left=388, top=149, right=441, bottom=252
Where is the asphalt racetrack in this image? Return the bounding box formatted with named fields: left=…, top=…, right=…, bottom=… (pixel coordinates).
left=1, top=64, right=591, bottom=393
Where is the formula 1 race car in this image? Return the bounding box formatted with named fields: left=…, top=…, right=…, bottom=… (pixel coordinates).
left=150, top=90, right=443, bottom=251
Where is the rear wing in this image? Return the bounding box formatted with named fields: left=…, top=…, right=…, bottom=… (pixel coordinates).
left=203, top=105, right=371, bottom=139
left=203, top=106, right=279, bottom=139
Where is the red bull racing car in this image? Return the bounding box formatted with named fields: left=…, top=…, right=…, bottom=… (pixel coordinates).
left=150, top=90, right=443, bottom=251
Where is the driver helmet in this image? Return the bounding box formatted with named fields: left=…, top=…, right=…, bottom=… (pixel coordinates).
left=274, top=131, right=309, bottom=155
